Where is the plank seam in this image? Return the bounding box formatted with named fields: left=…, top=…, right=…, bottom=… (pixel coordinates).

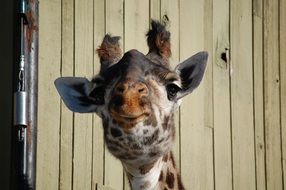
left=262, top=1, right=268, bottom=190
left=58, top=0, right=63, bottom=188
left=71, top=0, right=76, bottom=189
left=211, top=2, right=216, bottom=188
left=262, top=1, right=268, bottom=189
left=252, top=1, right=259, bottom=189
left=91, top=0, right=95, bottom=188
left=229, top=0, right=234, bottom=189
left=278, top=0, right=285, bottom=189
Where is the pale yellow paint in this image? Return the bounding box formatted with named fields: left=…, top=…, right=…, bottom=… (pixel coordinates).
left=203, top=0, right=215, bottom=189
left=97, top=183, right=116, bottom=190
left=150, top=0, right=161, bottom=21
left=59, top=0, right=74, bottom=189
left=253, top=0, right=266, bottom=189
left=179, top=1, right=214, bottom=189
left=124, top=0, right=149, bottom=53
left=37, top=0, right=286, bottom=189
left=213, top=0, right=232, bottom=189
left=280, top=0, right=286, bottom=188
left=37, top=0, right=61, bottom=189
left=264, top=0, right=283, bottom=189
left=230, top=0, right=256, bottom=189
left=73, top=0, right=94, bottom=189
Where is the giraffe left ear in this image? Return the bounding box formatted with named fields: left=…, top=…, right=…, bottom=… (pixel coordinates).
left=175, top=51, right=208, bottom=99
left=54, top=77, right=98, bottom=113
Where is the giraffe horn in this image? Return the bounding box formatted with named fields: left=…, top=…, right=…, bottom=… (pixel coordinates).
left=146, top=20, right=171, bottom=60
left=96, top=34, right=122, bottom=73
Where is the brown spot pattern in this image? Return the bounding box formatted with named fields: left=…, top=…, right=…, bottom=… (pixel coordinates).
left=143, top=112, right=158, bottom=127
left=139, top=160, right=156, bottom=174
left=170, top=152, right=176, bottom=168
left=143, top=129, right=159, bottom=145
left=166, top=170, right=175, bottom=189
left=163, top=153, right=169, bottom=162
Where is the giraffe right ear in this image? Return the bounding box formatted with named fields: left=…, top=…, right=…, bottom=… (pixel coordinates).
left=54, top=77, right=98, bottom=113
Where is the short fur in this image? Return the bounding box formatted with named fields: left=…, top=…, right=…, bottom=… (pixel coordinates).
left=146, top=20, right=171, bottom=67
left=55, top=19, right=208, bottom=190
left=96, top=34, right=122, bottom=73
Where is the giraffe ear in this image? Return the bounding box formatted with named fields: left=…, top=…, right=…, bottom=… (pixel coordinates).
left=54, top=77, right=98, bottom=113
left=175, top=51, right=208, bottom=99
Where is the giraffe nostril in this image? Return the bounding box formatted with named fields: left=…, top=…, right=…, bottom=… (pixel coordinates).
left=138, top=88, right=146, bottom=93
left=137, top=83, right=149, bottom=96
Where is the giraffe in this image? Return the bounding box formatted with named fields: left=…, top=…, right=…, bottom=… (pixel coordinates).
left=55, top=20, right=208, bottom=190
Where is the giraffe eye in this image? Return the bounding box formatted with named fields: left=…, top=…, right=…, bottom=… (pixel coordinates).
left=166, top=83, right=181, bottom=101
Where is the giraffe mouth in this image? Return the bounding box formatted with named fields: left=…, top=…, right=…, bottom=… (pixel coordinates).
left=110, top=110, right=150, bottom=124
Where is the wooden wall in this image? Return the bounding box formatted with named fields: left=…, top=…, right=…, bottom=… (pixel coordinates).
left=37, top=0, right=286, bottom=189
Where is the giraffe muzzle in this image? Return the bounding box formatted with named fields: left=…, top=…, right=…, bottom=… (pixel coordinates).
left=109, top=80, right=151, bottom=125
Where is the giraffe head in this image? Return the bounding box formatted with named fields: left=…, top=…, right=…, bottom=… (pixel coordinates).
left=55, top=21, right=208, bottom=166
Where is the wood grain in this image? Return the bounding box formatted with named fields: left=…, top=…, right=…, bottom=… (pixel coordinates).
left=213, top=0, right=233, bottom=189
left=253, top=0, right=266, bottom=189
left=179, top=0, right=214, bottom=189
left=73, top=0, right=94, bottom=189
left=280, top=0, right=286, bottom=187
left=59, top=0, right=74, bottom=189
left=37, top=0, right=61, bottom=188
left=230, top=0, right=256, bottom=189
left=264, top=0, right=283, bottom=189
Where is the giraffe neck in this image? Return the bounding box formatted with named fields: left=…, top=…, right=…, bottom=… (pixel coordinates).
left=123, top=157, right=163, bottom=190
left=123, top=152, right=185, bottom=190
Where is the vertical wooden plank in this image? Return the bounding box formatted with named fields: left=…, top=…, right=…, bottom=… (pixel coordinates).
left=213, top=0, right=233, bottom=189
left=264, top=0, right=283, bottom=189
left=37, top=0, right=61, bottom=189
left=60, top=0, right=74, bottom=189
left=73, top=0, right=93, bottom=189
left=180, top=0, right=214, bottom=189
left=203, top=0, right=215, bottom=189
left=125, top=0, right=149, bottom=53
left=104, top=1, right=124, bottom=189
left=97, top=184, right=116, bottom=190
left=106, top=0, right=124, bottom=36
left=253, top=0, right=266, bottom=189
left=150, top=0, right=161, bottom=21
left=280, top=0, right=286, bottom=187
left=161, top=0, right=181, bottom=170
left=93, top=0, right=105, bottom=189
left=230, top=0, right=256, bottom=189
